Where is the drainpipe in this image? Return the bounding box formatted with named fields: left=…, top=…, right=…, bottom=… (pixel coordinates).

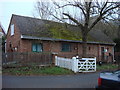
left=113, top=46, right=115, bottom=62
left=98, top=44, right=100, bottom=62
left=77, top=43, right=79, bottom=56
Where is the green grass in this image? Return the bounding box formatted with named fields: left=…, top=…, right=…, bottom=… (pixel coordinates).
left=96, top=64, right=119, bottom=71
left=2, top=66, right=74, bottom=76
left=3, top=63, right=119, bottom=76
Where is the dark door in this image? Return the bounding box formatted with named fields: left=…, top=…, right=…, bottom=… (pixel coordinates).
left=101, top=47, right=105, bottom=61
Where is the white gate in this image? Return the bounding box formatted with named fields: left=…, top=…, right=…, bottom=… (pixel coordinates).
left=55, top=56, right=96, bottom=73
left=78, top=57, right=96, bottom=72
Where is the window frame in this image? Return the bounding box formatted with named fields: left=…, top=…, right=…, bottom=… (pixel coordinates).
left=61, top=43, right=71, bottom=52
left=11, top=24, right=14, bottom=36
left=32, top=43, right=43, bottom=52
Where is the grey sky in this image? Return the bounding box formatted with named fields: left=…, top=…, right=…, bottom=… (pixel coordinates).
left=0, top=0, right=118, bottom=33
left=0, top=0, right=36, bottom=33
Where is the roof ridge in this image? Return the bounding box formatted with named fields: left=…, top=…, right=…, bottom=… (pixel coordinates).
left=12, top=14, right=62, bottom=24
left=12, top=14, right=44, bottom=21
left=12, top=14, right=77, bottom=27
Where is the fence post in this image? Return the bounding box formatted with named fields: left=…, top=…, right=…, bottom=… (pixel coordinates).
left=55, top=56, right=57, bottom=66
left=52, top=52, right=58, bottom=65
left=72, top=57, right=78, bottom=73
left=94, top=57, right=96, bottom=71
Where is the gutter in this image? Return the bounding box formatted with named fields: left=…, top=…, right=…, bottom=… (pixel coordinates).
left=21, top=35, right=116, bottom=46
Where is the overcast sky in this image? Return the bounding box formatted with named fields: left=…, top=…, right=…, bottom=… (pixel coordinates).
left=0, top=0, right=118, bottom=33
left=0, top=0, right=36, bottom=33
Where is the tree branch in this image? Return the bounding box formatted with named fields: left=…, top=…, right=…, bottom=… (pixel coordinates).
left=54, top=3, right=86, bottom=19
left=100, top=1, right=108, bottom=14
left=89, top=2, right=119, bottom=31
left=63, top=13, right=84, bottom=29
left=102, top=4, right=119, bottom=16
left=84, top=2, right=92, bottom=27
left=89, top=15, right=102, bottom=30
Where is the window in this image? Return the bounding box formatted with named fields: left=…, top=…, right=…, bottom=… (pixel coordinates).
left=32, top=43, right=43, bottom=52
left=61, top=43, right=71, bottom=52
left=11, top=24, right=14, bottom=36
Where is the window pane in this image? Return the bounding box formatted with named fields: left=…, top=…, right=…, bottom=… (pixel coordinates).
left=32, top=44, right=37, bottom=52
left=62, top=43, right=70, bottom=52
left=37, top=44, right=42, bottom=52
left=32, top=43, right=43, bottom=52
left=11, top=24, right=14, bottom=36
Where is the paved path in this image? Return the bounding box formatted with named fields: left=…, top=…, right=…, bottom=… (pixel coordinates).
left=2, top=72, right=100, bottom=88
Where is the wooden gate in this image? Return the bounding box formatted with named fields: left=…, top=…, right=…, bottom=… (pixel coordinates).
left=55, top=56, right=96, bottom=73
left=78, top=57, right=96, bottom=72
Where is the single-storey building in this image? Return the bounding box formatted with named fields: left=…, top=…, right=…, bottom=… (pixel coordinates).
left=6, top=14, right=116, bottom=63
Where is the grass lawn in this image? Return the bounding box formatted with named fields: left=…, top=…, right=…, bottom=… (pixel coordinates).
left=96, top=64, right=119, bottom=71
left=2, top=66, right=74, bottom=76
left=2, top=63, right=119, bottom=76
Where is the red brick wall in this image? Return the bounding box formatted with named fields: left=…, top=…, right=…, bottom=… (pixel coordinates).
left=53, top=42, right=79, bottom=58
left=20, top=40, right=31, bottom=52
left=6, top=18, right=21, bottom=52
left=87, top=44, right=98, bottom=56
left=6, top=17, right=114, bottom=62
left=19, top=40, right=114, bottom=62
left=99, top=45, right=114, bottom=62
left=19, top=40, right=52, bottom=52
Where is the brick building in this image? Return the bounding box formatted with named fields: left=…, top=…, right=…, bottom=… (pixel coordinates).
left=6, top=14, right=116, bottom=63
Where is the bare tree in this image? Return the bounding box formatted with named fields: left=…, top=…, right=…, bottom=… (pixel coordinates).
left=35, top=0, right=120, bottom=57
left=34, top=0, right=65, bottom=23
left=34, top=0, right=54, bottom=20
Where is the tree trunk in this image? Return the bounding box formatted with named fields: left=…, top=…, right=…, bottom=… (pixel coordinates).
left=82, top=31, right=88, bottom=58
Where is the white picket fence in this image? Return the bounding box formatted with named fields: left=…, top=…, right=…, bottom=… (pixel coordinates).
left=55, top=56, right=96, bottom=73
left=55, top=56, right=73, bottom=70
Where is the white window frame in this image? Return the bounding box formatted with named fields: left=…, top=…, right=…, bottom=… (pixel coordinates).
left=11, top=24, right=14, bottom=36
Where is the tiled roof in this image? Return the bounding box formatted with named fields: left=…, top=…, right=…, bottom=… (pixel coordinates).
left=12, top=14, right=114, bottom=44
